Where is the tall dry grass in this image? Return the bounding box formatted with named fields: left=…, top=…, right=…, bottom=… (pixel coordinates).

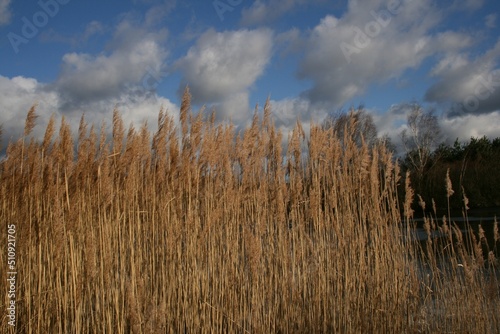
left=0, top=88, right=499, bottom=333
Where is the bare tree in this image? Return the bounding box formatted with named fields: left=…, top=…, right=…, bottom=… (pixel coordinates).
left=323, top=106, right=378, bottom=148
left=377, top=133, right=396, bottom=153
left=400, top=103, right=441, bottom=186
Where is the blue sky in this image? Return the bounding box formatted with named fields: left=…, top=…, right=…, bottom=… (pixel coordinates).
left=1, top=0, right=500, bottom=151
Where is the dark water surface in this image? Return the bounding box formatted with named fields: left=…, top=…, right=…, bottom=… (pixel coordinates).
left=408, top=207, right=499, bottom=258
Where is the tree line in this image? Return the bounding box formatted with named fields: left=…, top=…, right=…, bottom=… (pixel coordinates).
left=323, top=103, right=500, bottom=215
left=408, top=135, right=500, bottom=214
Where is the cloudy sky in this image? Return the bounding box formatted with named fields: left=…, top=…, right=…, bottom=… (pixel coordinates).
left=1, top=0, right=500, bottom=151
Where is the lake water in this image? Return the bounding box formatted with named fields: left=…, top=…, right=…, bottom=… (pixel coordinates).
left=407, top=208, right=499, bottom=258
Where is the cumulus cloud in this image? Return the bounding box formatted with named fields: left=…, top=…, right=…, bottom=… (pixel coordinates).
left=52, top=20, right=169, bottom=111
left=144, top=0, right=177, bottom=26
left=271, top=97, right=316, bottom=128
left=441, top=111, right=500, bottom=142
left=451, top=0, right=484, bottom=10
left=267, top=97, right=330, bottom=148
left=296, top=1, right=473, bottom=107
left=429, top=54, right=469, bottom=77
left=274, top=28, right=304, bottom=55
left=0, top=18, right=178, bottom=145
left=240, top=0, right=327, bottom=26
left=200, top=92, right=249, bottom=126
left=0, top=76, right=60, bottom=142
left=0, top=0, right=11, bottom=25
left=82, top=21, right=105, bottom=41
left=371, top=103, right=500, bottom=155
left=0, top=74, right=178, bottom=147
left=372, top=104, right=410, bottom=141
left=176, top=28, right=273, bottom=124
left=425, top=40, right=500, bottom=116
left=486, top=14, right=497, bottom=29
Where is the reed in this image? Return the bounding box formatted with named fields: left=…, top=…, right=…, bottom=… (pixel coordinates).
left=0, top=90, right=499, bottom=332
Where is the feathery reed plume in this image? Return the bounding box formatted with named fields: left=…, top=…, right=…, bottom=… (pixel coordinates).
left=112, top=108, right=124, bottom=155
left=180, top=85, right=191, bottom=143
left=42, top=114, right=55, bottom=153
left=18, top=105, right=39, bottom=175
left=138, top=121, right=151, bottom=172
left=488, top=251, right=498, bottom=268
left=462, top=186, right=469, bottom=211
left=494, top=218, right=499, bottom=243
left=445, top=168, right=454, bottom=219
left=78, top=114, right=88, bottom=144
left=417, top=194, right=426, bottom=213
left=24, top=104, right=39, bottom=137
left=445, top=168, right=454, bottom=198
left=153, top=108, right=168, bottom=170
left=404, top=171, right=414, bottom=220
left=288, top=119, right=305, bottom=170
left=98, top=119, right=107, bottom=156
left=76, top=115, right=90, bottom=169
left=56, top=116, right=74, bottom=168
left=262, top=96, right=272, bottom=130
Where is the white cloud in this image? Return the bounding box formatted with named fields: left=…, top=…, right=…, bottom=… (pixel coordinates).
left=275, top=28, right=304, bottom=55
left=82, top=21, right=105, bottom=41
left=425, top=40, right=500, bottom=115
left=0, top=18, right=177, bottom=144
left=451, top=0, right=484, bottom=10
left=269, top=97, right=329, bottom=143
left=240, top=0, right=326, bottom=26
left=144, top=0, right=177, bottom=26
left=296, top=1, right=472, bottom=106
left=176, top=28, right=273, bottom=124
left=271, top=97, right=313, bottom=127
left=441, top=111, right=500, bottom=142
left=69, top=93, right=179, bottom=134
left=373, top=104, right=409, bottom=136
left=53, top=20, right=168, bottom=110
left=0, top=0, right=11, bottom=26
left=430, top=54, right=469, bottom=77
left=0, top=74, right=178, bottom=146
left=214, top=92, right=250, bottom=124
left=486, top=14, right=497, bottom=29
left=0, top=75, right=61, bottom=142
left=372, top=103, right=500, bottom=154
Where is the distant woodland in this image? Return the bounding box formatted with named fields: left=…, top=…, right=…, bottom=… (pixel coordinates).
left=323, top=103, right=500, bottom=215
left=402, top=136, right=500, bottom=214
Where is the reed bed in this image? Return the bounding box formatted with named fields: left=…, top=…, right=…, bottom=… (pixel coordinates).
left=1, top=89, right=499, bottom=333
